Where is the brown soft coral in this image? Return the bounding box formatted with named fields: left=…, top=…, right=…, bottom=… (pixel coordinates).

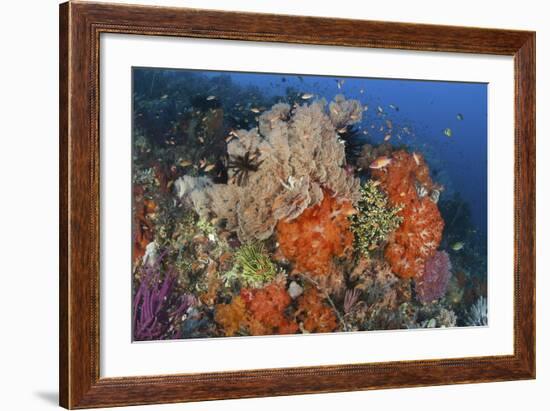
left=241, top=283, right=299, bottom=335
left=214, top=296, right=248, bottom=337
left=296, top=288, right=339, bottom=333
left=276, top=190, right=356, bottom=276
left=371, top=150, right=444, bottom=279
left=179, top=97, right=362, bottom=243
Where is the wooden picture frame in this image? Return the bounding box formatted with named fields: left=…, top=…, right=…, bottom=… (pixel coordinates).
left=59, top=1, right=535, bottom=408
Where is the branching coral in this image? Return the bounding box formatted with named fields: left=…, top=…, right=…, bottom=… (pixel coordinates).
left=133, top=255, right=195, bottom=341
left=178, top=96, right=362, bottom=243
left=276, top=189, right=356, bottom=276
left=371, top=150, right=444, bottom=279
left=415, top=250, right=452, bottom=303
left=349, top=180, right=403, bottom=255
left=222, top=242, right=278, bottom=288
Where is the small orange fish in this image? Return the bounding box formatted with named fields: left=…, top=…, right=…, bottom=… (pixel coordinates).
left=369, top=156, right=392, bottom=170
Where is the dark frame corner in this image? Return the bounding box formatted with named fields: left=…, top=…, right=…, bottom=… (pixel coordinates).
left=59, top=1, right=535, bottom=408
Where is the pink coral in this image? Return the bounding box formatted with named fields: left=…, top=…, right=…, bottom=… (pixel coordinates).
left=415, top=251, right=452, bottom=303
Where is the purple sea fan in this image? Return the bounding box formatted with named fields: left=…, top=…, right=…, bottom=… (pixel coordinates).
left=133, top=256, right=195, bottom=341
left=415, top=251, right=452, bottom=304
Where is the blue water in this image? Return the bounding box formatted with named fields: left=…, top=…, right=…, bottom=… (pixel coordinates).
left=203, top=70, right=488, bottom=236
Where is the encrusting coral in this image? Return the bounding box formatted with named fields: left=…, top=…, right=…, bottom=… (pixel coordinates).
left=176, top=95, right=363, bottom=243
left=371, top=150, right=444, bottom=279
left=276, top=189, right=356, bottom=276
left=349, top=180, right=404, bottom=255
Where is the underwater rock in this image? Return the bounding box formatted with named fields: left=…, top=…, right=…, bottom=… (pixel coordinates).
left=142, top=241, right=159, bottom=267
left=180, top=97, right=362, bottom=243
left=372, top=150, right=444, bottom=279
left=276, top=189, right=356, bottom=277
left=288, top=281, right=304, bottom=299
left=415, top=250, right=452, bottom=303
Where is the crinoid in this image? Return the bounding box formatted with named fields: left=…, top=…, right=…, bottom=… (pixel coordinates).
left=227, top=150, right=264, bottom=186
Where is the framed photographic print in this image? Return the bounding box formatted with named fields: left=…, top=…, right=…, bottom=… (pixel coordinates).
left=59, top=1, right=535, bottom=408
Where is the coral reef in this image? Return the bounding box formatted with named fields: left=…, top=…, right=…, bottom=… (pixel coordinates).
left=179, top=96, right=362, bottom=243
left=371, top=150, right=444, bottom=279
left=415, top=251, right=452, bottom=303
left=276, top=190, right=356, bottom=276
left=349, top=180, right=403, bottom=255
left=131, top=68, right=488, bottom=339
left=133, top=255, right=195, bottom=341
